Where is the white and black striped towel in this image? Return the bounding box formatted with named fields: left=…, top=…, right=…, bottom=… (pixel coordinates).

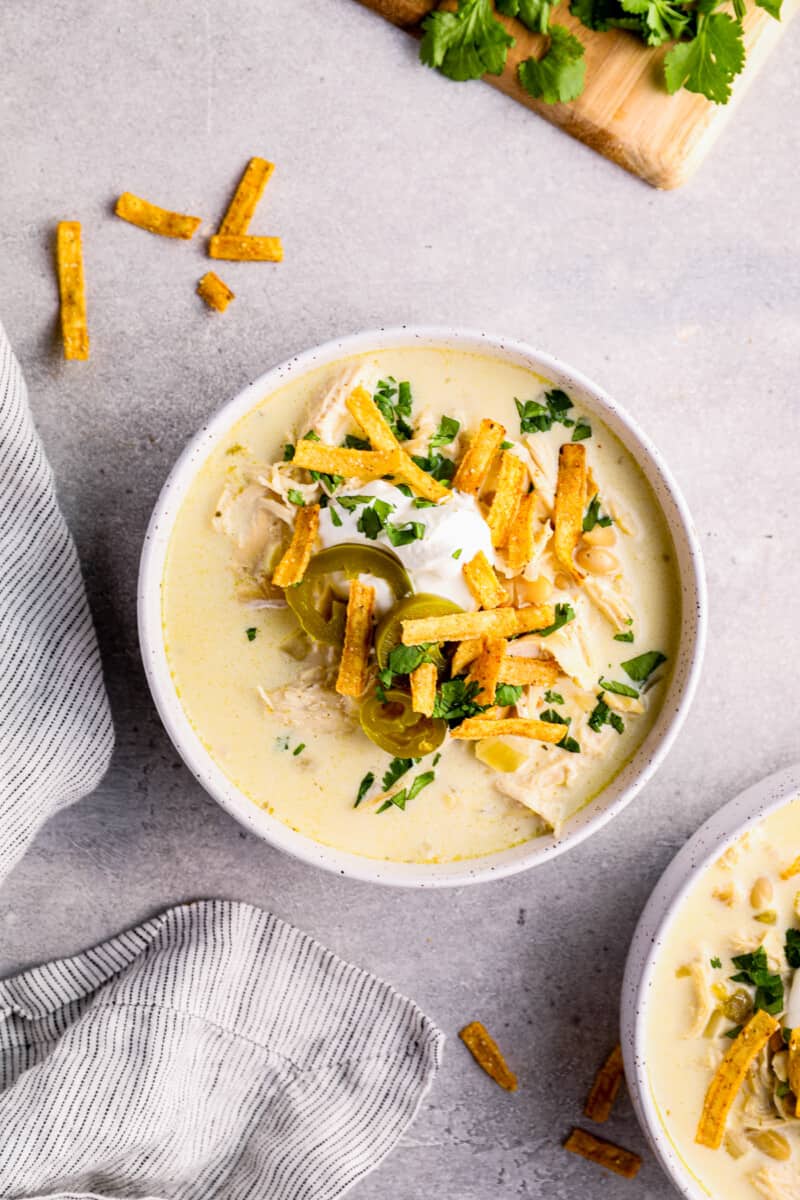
left=0, top=320, right=113, bottom=883
left=0, top=899, right=444, bottom=1199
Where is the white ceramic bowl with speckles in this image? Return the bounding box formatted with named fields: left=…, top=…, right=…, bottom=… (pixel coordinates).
left=621, top=762, right=800, bottom=1198
left=138, top=327, right=707, bottom=887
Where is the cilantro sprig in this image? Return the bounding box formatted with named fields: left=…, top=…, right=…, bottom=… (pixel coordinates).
left=730, top=946, right=784, bottom=1016
left=516, top=389, right=574, bottom=434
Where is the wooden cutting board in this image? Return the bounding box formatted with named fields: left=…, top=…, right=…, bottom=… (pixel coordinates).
left=358, top=0, right=797, bottom=187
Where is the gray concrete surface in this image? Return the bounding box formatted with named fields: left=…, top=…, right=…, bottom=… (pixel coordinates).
left=2, top=1, right=800, bottom=1195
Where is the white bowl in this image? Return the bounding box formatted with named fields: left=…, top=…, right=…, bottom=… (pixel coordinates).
left=138, top=326, right=707, bottom=887
left=621, top=762, right=800, bottom=1198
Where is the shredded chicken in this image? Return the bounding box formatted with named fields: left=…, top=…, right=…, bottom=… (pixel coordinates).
left=259, top=665, right=357, bottom=735
left=684, top=959, right=715, bottom=1038
left=582, top=575, right=635, bottom=630
left=301, top=364, right=366, bottom=444
left=212, top=482, right=286, bottom=565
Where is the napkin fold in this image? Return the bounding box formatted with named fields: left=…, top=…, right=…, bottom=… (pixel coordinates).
left=0, top=321, right=113, bottom=884
left=0, top=899, right=444, bottom=1199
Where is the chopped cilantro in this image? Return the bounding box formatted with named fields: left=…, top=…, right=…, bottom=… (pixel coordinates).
left=544, top=690, right=565, bottom=705
left=588, top=694, right=625, bottom=735
left=283, top=443, right=295, bottom=461
left=337, top=494, right=374, bottom=511
left=385, top=520, right=425, bottom=547
left=533, top=602, right=575, bottom=637
left=583, top=493, right=613, bottom=532
left=357, top=498, right=395, bottom=540
left=571, top=419, right=592, bottom=442
left=724, top=1024, right=743, bottom=1039
left=785, top=929, right=800, bottom=969
left=373, top=378, right=413, bottom=441
left=413, top=497, right=437, bottom=509
left=711, top=956, right=722, bottom=969
left=287, top=489, right=306, bottom=507
left=730, top=946, right=784, bottom=1016
left=377, top=768, right=435, bottom=814
left=411, top=449, right=456, bottom=484
left=433, top=677, right=489, bottom=725
left=385, top=643, right=439, bottom=680
left=329, top=506, right=343, bottom=528
left=344, top=434, right=371, bottom=450
left=515, top=389, right=574, bottom=434
left=246, top=627, right=257, bottom=641
left=396, top=483, right=414, bottom=497
left=621, top=650, right=667, bottom=683
left=540, top=708, right=570, bottom=725
left=452, top=548, right=462, bottom=559
left=598, top=676, right=639, bottom=698
left=614, top=630, right=634, bottom=643
left=429, top=415, right=460, bottom=449
left=355, top=771, right=375, bottom=808
left=382, top=757, right=416, bottom=791
left=518, top=25, right=586, bottom=104
left=432, top=752, right=442, bottom=766
left=293, top=743, right=305, bottom=756
left=302, top=430, right=321, bottom=442
left=558, top=734, right=581, bottom=753
left=495, top=683, right=523, bottom=706
left=420, top=0, right=515, bottom=81
left=500, top=440, right=514, bottom=450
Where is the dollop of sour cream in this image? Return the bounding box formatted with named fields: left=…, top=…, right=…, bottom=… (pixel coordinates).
left=317, top=480, right=494, bottom=613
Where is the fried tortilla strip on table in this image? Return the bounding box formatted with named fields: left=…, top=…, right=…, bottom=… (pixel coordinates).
left=695, top=1009, right=779, bottom=1149
left=505, top=491, right=538, bottom=573
left=486, top=451, right=527, bottom=548
left=452, top=418, right=505, bottom=496
left=459, top=1021, right=517, bottom=1092
left=410, top=661, right=437, bottom=716
left=564, top=1128, right=642, bottom=1180
left=336, top=579, right=375, bottom=697
left=271, top=504, right=320, bottom=588
left=209, top=234, right=283, bottom=262
left=467, top=638, right=506, bottom=705
left=292, top=440, right=403, bottom=482
left=402, top=605, right=554, bottom=646
left=789, top=1028, right=800, bottom=1116
left=345, top=385, right=450, bottom=503
left=554, top=443, right=587, bottom=580
left=451, top=717, right=566, bottom=743
left=463, top=551, right=508, bottom=609
left=115, top=192, right=201, bottom=239
left=56, top=221, right=89, bottom=361
left=197, top=271, right=235, bottom=312
left=584, top=1043, right=625, bottom=1123
left=218, top=157, right=275, bottom=235
left=451, top=637, right=484, bottom=677
left=498, top=656, right=560, bottom=688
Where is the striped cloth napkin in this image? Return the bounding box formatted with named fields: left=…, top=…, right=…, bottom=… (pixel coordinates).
left=0, top=900, right=444, bottom=1199
left=0, top=320, right=113, bottom=883
left=0, top=323, right=443, bottom=1197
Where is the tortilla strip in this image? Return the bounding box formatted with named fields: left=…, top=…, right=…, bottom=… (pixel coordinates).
left=505, top=491, right=538, bottom=573
left=584, top=1043, right=625, bottom=1123
left=499, top=657, right=560, bottom=687
left=218, top=157, right=275, bottom=235
left=292, top=440, right=403, bottom=481
left=459, top=1021, right=517, bottom=1092
left=695, top=1009, right=779, bottom=1149
left=486, top=452, right=527, bottom=548
left=197, top=271, right=235, bottom=312
left=789, top=1028, right=800, bottom=1117
left=452, top=418, right=505, bottom=496
left=115, top=192, right=201, bottom=239
left=335, top=579, right=375, bottom=697
left=56, top=222, right=89, bottom=361
left=451, top=717, right=566, bottom=743
left=271, top=504, right=319, bottom=588
left=208, top=234, right=283, bottom=262
left=781, top=856, right=800, bottom=880
left=451, top=638, right=484, bottom=677
left=467, top=638, right=506, bottom=705
left=564, top=1129, right=642, bottom=1180
left=463, top=551, right=507, bottom=609
left=345, top=385, right=450, bottom=503
left=401, top=605, right=554, bottom=646
left=554, top=443, right=587, bottom=580
left=410, top=661, right=437, bottom=716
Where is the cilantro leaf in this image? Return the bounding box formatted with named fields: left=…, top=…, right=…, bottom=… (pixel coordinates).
left=355, top=771, right=375, bottom=808
left=357, top=498, right=395, bottom=540
left=558, top=734, right=581, bottom=753
left=344, top=433, right=371, bottom=450
left=620, top=0, right=688, bottom=44
left=283, top=443, right=295, bottom=461
left=588, top=693, right=625, bottom=735
left=381, top=757, right=415, bottom=792
left=515, top=388, right=574, bottom=434
left=664, top=12, right=745, bottom=105
left=386, top=643, right=439, bottom=678
left=420, top=0, right=516, bottom=81
left=372, top=378, right=413, bottom=441
left=786, top=929, right=800, bottom=969
left=544, top=689, right=565, bottom=704
left=495, top=683, right=523, bottom=706
left=621, top=650, right=666, bottom=683
left=532, top=602, right=575, bottom=637
left=711, top=956, right=722, bottom=969
left=539, top=708, right=570, bottom=726
left=287, top=489, right=306, bottom=507
left=730, top=946, right=784, bottom=1016
left=756, top=0, right=782, bottom=16
left=599, top=676, right=639, bottom=698
left=245, top=627, right=257, bottom=642
left=433, top=678, right=489, bottom=725
left=329, top=506, right=343, bottom=528
left=583, top=493, right=613, bottom=531
left=411, top=450, right=456, bottom=484
left=377, top=768, right=436, bottom=814
left=429, top=415, right=460, bottom=449
left=385, top=520, right=426, bottom=547
left=614, top=629, right=634, bottom=643
left=337, top=494, right=374, bottom=511
left=497, top=0, right=554, bottom=34
left=518, top=25, right=587, bottom=104
left=572, top=419, right=592, bottom=442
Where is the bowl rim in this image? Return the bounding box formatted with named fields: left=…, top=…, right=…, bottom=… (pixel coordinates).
left=621, top=761, right=800, bottom=1199
left=138, top=324, right=707, bottom=888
